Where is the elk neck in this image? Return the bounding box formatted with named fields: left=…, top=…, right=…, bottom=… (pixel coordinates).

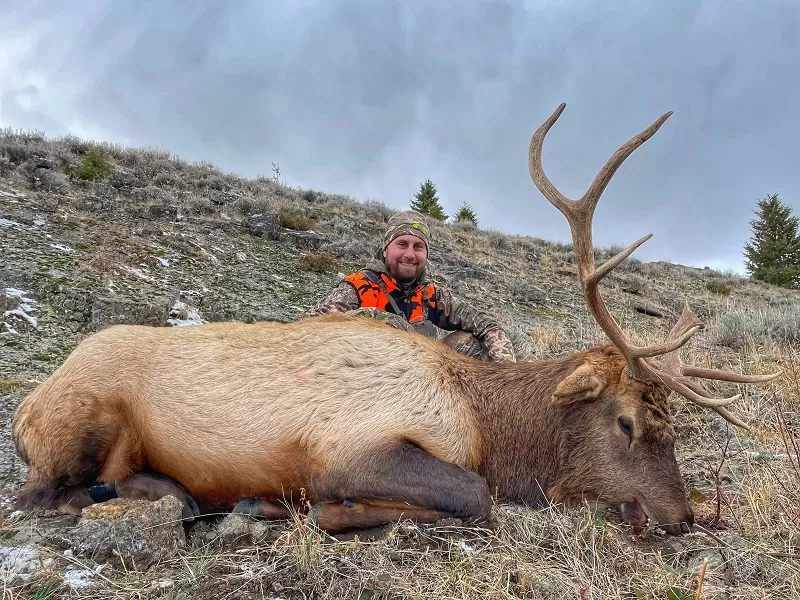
left=456, top=353, right=588, bottom=507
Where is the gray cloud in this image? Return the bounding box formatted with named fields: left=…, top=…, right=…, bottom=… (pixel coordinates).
left=2, top=0, right=799, bottom=272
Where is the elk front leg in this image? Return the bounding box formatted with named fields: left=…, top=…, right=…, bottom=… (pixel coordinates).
left=41, top=471, right=200, bottom=521
left=308, top=442, right=492, bottom=533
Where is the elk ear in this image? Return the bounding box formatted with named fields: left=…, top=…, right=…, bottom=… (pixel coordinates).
left=552, top=363, right=605, bottom=405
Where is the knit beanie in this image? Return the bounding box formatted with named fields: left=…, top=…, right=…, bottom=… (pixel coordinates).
left=382, top=210, right=430, bottom=250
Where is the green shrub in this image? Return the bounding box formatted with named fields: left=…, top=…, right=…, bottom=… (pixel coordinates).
left=705, top=280, right=732, bottom=295
left=76, top=148, right=113, bottom=181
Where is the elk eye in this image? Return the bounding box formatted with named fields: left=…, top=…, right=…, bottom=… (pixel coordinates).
left=618, top=416, right=634, bottom=438
left=642, top=392, right=655, bottom=406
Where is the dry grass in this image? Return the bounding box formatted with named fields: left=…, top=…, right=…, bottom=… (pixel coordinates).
left=278, top=208, right=316, bottom=232
left=299, top=251, right=338, bottom=273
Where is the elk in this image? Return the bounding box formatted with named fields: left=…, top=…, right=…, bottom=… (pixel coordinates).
left=11, top=104, right=780, bottom=536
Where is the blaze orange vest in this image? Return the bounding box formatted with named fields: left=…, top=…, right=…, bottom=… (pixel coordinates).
left=343, top=270, right=437, bottom=324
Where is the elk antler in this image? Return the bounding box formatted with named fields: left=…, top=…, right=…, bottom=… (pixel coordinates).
left=528, top=103, right=781, bottom=429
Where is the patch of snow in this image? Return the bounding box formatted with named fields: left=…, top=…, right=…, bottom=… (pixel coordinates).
left=271, top=274, right=295, bottom=288
left=49, top=243, right=73, bottom=252
left=3, top=288, right=38, bottom=332
left=3, top=308, right=37, bottom=328
left=121, top=265, right=155, bottom=282
left=0, top=545, right=49, bottom=582
left=157, top=257, right=170, bottom=267
left=0, top=218, right=20, bottom=227
left=33, top=217, right=46, bottom=226
left=167, top=301, right=207, bottom=327
left=63, top=565, right=105, bottom=589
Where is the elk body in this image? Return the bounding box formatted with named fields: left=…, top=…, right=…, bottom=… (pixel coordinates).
left=12, top=105, right=779, bottom=536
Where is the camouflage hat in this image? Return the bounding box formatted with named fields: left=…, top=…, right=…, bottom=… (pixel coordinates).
left=382, top=210, right=430, bottom=250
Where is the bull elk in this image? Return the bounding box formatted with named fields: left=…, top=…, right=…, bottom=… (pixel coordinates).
left=11, top=104, right=780, bottom=536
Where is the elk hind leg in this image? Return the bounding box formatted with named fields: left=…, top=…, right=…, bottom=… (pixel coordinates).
left=309, top=442, right=492, bottom=534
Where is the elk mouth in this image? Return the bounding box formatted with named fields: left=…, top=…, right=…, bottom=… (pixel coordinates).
left=620, top=498, right=693, bottom=536
left=619, top=499, right=648, bottom=534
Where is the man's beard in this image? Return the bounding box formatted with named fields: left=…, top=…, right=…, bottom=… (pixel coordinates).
left=391, top=261, right=422, bottom=284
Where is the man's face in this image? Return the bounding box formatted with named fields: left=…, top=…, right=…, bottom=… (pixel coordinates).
left=383, top=234, right=427, bottom=283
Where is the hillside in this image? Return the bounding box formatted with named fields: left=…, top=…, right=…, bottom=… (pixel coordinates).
left=1, top=130, right=799, bottom=598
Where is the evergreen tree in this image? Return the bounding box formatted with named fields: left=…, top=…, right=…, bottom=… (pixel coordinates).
left=410, top=178, right=448, bottom=221
left=743, top=193, right=800, bottom=288
left=76, top=148, right=113, bottom=181
left=453, top=201, right=479, bottom=226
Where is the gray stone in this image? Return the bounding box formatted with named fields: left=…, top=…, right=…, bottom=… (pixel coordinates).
left=214, top=513, right=277, bottom=546
left=242, top=212, right=280, bottom=240
left=90, top=295, right=172, bottom=330
left=67, top=496, right=186, bottom=571
left=633, top=301, right=667, bottom=318
left=280, top=228, right=325, bottom=250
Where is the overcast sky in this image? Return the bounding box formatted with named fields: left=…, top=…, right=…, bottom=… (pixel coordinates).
left=2, top=1, right=799, bottom=273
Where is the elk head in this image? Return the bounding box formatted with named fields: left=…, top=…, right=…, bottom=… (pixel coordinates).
left=528, top=103, right=781, bottom=533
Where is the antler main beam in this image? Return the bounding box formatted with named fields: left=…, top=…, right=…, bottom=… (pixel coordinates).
left=528, top=103, right=782, bottom=429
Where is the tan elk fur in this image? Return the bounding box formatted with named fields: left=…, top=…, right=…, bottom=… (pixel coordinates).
left=14, top=314, right=487, bottom=507
left=13, top=311, right=697, bottom=531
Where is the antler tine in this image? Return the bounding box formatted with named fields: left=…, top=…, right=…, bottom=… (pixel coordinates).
left=529, top=104, right=682, bottom=364
left=657, top=304, right=782, bottom=428
left=680, top=366, right=783, bottom=384
left=673, top=377, right=751, bottom=430
left=529, top=104, right=782, bottom=429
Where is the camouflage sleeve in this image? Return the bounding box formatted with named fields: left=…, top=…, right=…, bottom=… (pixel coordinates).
left=306, top=282, right=417, bottom=333
left=305, top=281, right=361, bottom=316
left=431, top=287, right=517, bottom=362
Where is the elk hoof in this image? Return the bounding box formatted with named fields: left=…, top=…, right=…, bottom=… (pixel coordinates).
left=232, top=497, right=264, bottom=517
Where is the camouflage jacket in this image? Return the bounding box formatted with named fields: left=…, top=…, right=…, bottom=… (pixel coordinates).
left=307, top=258, right=516, bottom=362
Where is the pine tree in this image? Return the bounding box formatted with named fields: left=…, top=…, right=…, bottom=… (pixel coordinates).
left=410, top=179, right=448, bottom=221
left=453, top=201, right=479, bottom=226
left=743, top=193, right=800, bottom=288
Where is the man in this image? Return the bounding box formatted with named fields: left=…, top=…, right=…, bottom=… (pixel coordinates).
left=307, top=210, right=516, bottom=362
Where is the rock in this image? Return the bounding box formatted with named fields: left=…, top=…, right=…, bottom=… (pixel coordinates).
left=90, top=295, right=172, bottom=330
left=280, top=228, right=325, bottom=250
left=108, top=166, right=139, bottom=190
left=68, top=496, right=186, bottom=571
left=214, top=513, right=277, bottom=546
left=242, top=212, right=280, bottom=240
left=633, top=301, right=667, bottom=318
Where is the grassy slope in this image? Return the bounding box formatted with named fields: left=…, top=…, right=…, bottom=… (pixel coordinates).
left=1, top=130, right=799, bottom=599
